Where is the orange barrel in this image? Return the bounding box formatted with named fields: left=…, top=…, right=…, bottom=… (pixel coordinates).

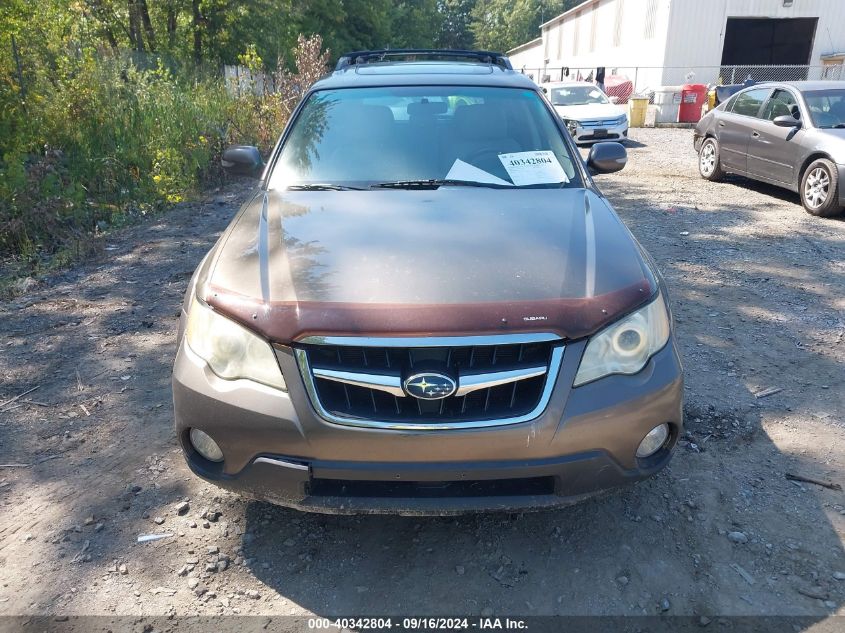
left=679, top=83, right=708, bottom=122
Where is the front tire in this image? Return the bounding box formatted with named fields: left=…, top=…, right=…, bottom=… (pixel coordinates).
left=801, top=159, right=842, bottom=217
left=698, top=137, right=723, bottom=181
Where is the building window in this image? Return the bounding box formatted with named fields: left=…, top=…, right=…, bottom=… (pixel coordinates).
left=613, top=0, right=624, bottom=47
left=644, top=0, right=658, bottom=39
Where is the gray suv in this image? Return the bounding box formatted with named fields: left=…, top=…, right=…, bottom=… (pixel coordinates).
left=172, top=50, right=683, bottom=514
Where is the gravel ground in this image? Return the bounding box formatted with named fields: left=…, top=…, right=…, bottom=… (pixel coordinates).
left=1, top=128, right=844, bottom=626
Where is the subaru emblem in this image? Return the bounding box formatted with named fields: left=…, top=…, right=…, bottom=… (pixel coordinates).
left=403, top=372, right=457, bottom=400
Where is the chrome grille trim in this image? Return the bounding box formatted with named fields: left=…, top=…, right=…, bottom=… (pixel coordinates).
left=294, top=334, right=565, bottom=431
left=311, top=364, right=548, bottom=399
left=454, top=366, right=548, bottom=396
left=579, top=117, right=626, bottom=128
left=312, top=367, right=405, bottom=397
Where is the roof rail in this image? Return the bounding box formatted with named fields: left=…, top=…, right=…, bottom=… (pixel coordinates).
left=335, top=49, right=513, bottom=71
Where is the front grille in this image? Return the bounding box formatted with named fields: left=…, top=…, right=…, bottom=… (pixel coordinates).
left=309, top=476, right=555, bottom=498
left=297, top=338, right=562, bottom=428
left=581, top=118, right=625, bottom=128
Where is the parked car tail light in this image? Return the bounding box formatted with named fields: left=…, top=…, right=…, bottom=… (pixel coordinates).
left=573, top=293, right=671, bottom=386
left=185, top=297, right=287, bottom=390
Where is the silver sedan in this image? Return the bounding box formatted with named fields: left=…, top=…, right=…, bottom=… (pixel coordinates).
left=693, top=81, right=845, bottom=217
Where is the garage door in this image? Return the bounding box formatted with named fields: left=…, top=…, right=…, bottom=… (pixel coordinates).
left=721, top=17, right=817, bottom=78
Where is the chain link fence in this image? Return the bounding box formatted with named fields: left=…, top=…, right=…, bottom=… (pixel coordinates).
left=224, top=62, right=845, bottom=104
left=517, top=64, right=845, bottom=105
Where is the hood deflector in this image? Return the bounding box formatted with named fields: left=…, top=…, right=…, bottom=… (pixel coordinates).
left=205, top=281, right=653, bottom=343
left=202, top=187, right=656, bottom=343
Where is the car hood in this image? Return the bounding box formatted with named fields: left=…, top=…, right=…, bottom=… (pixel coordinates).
left=816, top=128, right=845, bottom=142
left=553, top=103, right=626, bottom=121
left=201, top=188, right=656, bottom=342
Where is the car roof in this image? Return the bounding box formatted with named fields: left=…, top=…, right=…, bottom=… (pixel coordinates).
left=542, top=81, right=596, bottom=88
left=311, top=61, right=539, bottom=91
left=752, top=80, right=845, bottom=92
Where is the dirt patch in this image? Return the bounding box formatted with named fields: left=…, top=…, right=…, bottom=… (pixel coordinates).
left=0, top=130, right=844, bottom=621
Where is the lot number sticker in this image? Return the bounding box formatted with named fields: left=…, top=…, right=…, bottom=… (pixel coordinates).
left=498, top=151, right=569, bottom=186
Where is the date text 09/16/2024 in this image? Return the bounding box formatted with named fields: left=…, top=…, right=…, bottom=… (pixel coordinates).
left=307, top=617, right=529, bottom=630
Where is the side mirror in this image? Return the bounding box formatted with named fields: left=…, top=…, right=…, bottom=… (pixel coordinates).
left=609, top=96, right=619, bottom=104
left=773, top=114, right=801, bottom=129
left=221, top=145, right=263, bottom=177
left=587, top=142, right=627, bottom=174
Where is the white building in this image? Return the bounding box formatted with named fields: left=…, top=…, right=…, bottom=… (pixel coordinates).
left=508, top=0, right=845, bottom=91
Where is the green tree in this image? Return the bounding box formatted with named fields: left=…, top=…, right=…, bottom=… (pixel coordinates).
left=390, top=0, right=440, bottom=49
left=436, top=0, right=477, bottom=49
left=293, top=0, right=392, bottom=57
left=471, top=0, right=575, bottom=53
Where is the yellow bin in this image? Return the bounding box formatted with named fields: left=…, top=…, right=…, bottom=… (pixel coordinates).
left=629, top=97, right=649, bottom=128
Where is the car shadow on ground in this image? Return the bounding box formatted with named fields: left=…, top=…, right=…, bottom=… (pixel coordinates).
left=0, top=174, right=843, bottom=623
left=699, top=167, right=845, bottom=225
left=621, top=138, right=647, bottom=149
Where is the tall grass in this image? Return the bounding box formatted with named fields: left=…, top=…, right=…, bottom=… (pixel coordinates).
left=0, top=52, right=238, bottom=264
left=0, top=34, right=330, bottom=281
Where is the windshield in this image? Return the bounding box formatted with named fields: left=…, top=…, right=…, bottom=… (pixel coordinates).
left=549, top=85, right=609, bottom=107
left=803, top=89, right=845, bottom=129
left=269, top=86, right=579, bottom=189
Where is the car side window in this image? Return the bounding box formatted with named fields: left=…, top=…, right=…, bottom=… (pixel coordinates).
left=731, top=88, right=772, bottom=118
left=723, top=93, right=740, bottom=112
left=762, top=89, right=798, bottom=121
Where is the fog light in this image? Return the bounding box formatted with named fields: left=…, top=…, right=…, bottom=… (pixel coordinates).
left=189, top=428, right=224, bottom=462
left=636, top=423, right=669, bottom=458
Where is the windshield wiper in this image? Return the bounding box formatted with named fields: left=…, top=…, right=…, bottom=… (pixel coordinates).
left=371, top=179, right=514, bottom=190
left=285, top=183, right=365, bottom=191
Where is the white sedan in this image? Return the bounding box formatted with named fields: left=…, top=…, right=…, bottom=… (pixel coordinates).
left=544, top=81, right=629, bottom=145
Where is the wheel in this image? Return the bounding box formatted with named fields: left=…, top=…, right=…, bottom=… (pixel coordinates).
left=801, top=159, right=842, bottom=217
left=698, top=137, right=723, bottom=181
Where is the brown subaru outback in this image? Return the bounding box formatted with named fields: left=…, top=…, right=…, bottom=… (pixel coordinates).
left=172, top=50, right=683, bottom=514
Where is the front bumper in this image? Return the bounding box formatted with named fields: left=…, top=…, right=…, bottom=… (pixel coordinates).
left=568, top=120, right=629, bottom=145
left=173, top=337, right=684, bottom=515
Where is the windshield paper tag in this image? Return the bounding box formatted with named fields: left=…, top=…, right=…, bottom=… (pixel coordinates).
left=498, top=151, right=569, bottom=186
left=445, top=159, right=513, bottom=186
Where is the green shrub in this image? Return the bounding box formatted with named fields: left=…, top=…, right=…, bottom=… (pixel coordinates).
left=0, top=54, right=237, bottom=260
left=0, top=35, right=329, bottom=274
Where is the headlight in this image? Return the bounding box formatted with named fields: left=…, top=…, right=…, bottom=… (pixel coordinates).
left=573, top=294, right=670, bottom=386
left=563, top=118, right=578, bottom=135
left=184, top=297, right=286, bottom=390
